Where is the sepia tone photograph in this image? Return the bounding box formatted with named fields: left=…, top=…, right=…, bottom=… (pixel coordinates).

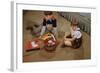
left=23, top=10, right=91, bottom=62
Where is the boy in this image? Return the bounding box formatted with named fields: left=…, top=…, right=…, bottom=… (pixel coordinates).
left=40, top=11, right=58, bottom=38
left=61, top=19, right=82, bottom=49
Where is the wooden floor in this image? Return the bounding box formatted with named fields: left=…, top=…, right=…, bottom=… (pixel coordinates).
left=23, top=11, right=91, bottom=62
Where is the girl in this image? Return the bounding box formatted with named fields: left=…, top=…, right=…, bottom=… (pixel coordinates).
left=61, top=19, right=82, bottom=49
left=40, top=11, right=58, bottom=38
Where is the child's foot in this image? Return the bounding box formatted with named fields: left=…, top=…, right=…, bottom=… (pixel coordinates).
left=61, top=44, right=67, bottom=48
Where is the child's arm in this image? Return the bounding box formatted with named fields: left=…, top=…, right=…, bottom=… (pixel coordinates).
left=40, top=26, right=46, bottom=36
left=40, top=18, right=46, bottom=36
left=64, top=32, right=76, bottom=41
left=65, top=37, right=75, bottom=41
left=64, top=32, right=70, bottom=40
left=43, top=18, right=46, bottom=26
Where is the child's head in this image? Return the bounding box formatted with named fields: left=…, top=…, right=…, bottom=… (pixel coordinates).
left=71, top=18, right=78, bottom=31
left=44, top=11, right=53, bottom=19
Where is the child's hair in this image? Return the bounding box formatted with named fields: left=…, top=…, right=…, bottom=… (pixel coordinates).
left=44, top=11, right=53, bottom=16
left=71, top=18, right=78, bottom=26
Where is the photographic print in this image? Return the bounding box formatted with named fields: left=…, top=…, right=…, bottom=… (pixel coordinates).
left=23, top=10, right=91, bottom=62
left=11, top=1, right=96, bottom=71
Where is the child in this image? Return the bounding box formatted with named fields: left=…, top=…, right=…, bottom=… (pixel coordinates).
left=40, top=11, right=58, bottom=38
left=61, top=18, right=82, bottom=49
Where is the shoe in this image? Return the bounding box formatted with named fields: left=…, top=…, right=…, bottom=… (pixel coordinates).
left=61, top=44, right=66, bottom=48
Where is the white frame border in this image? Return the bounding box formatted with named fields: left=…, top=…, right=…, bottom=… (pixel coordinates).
left=11, top=1, right=97, bottom=72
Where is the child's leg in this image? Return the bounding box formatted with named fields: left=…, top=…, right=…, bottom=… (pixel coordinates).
left=61, top=38, right=72, bottom=48
left=47, top=24, right=53, bottom=31
left=72, top=37, right=82, bottom=48
left=61, top=39, right=66, bottom=48
left=52, top=27, right=58, bottom=38
left=61, top=33, right=72, bottom=47
left=64, top=40, right=72, bottom=46
left=40, top=26, right=46, bottom=36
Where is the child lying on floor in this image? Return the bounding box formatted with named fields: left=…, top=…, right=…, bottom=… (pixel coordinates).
left=61, top=19, right=82, bottom=49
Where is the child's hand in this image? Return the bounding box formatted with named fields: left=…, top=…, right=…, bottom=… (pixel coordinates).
left=39, top=36, right=42, bottom=39
left=64, top=37, right=67, bottom=41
